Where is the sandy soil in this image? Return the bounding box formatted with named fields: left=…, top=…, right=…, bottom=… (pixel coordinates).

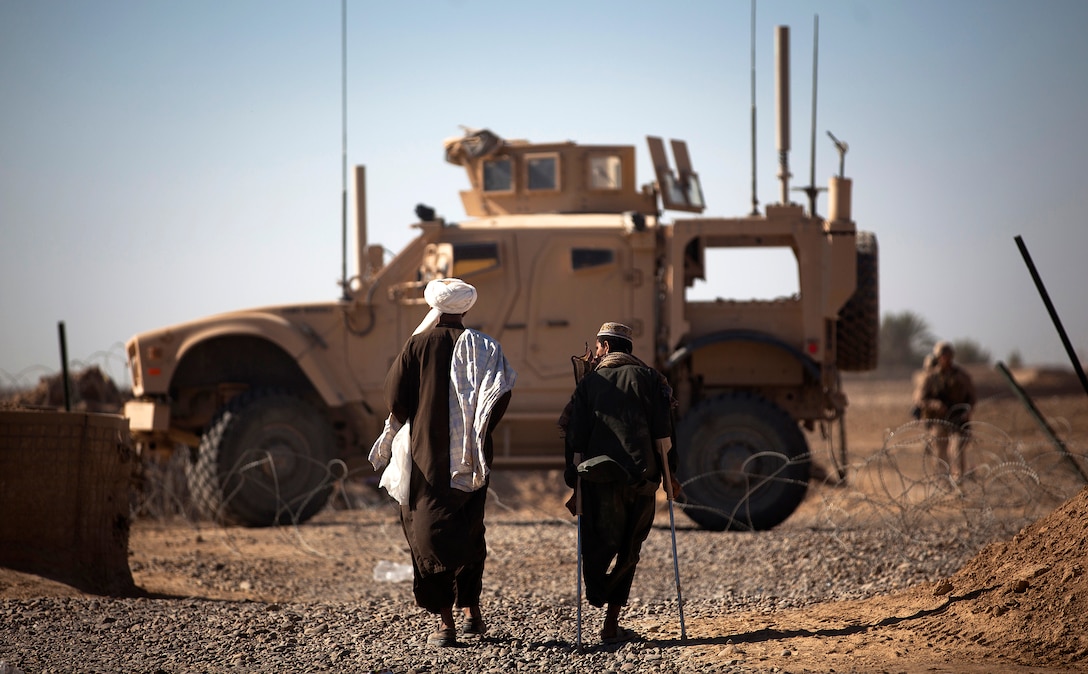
left=680, top=487, right=1088, bottom=673
left=3, top=369, right=1088, bottom=673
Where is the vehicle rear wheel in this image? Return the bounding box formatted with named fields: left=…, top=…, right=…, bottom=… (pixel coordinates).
left=677, top=393, right=810, bottom=531
left=188, top=390, right=337, bottom=526
left=836, top=230, right=879, bottom=371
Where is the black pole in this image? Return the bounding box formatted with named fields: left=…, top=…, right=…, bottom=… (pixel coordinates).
left=340, top=0, right=350, bottom=300
left=806, top=14, right=819, bottom=218
left=57, top=321, right=71, bottom=412
left=1013, top=235, right=1088, bottom=398
left=995, top=361, right=1088, bottom=484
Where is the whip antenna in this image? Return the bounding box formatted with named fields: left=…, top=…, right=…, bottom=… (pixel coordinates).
left=796, top=14, right=824, bottom=218
left=749, top=0, right=759, bottom=215
left=339, top=0, right=350, bottom=300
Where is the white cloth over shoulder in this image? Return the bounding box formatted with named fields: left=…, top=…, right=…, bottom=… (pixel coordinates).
left=449, top=329, right=517, bottom=492
left=368, top=414, right=411, bottom=505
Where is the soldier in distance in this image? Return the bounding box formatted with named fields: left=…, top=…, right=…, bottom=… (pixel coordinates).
left=912, top=341, right=976, bottom=481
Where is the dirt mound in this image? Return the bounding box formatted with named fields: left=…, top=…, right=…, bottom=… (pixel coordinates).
left=926, top=484, right=1088, bottom=665
left=0, top=367, right=125, bottom=414
left=682, top=485, right=1088, bottom=672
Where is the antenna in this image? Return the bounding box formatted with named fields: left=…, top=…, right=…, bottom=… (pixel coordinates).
left=339, top=0, right=350, bottom=300
left=828, top=130, right=848, bottom=178
left=795, top=14, right=825, bottom=218
left=749, top=0, right=759, bottom=216
left=774, top=25, right=791, bottom=205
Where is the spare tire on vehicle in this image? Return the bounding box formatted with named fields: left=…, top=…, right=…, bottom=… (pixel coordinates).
left=836, top=230, right=879, bottom=372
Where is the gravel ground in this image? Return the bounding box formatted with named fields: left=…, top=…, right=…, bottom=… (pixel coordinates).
left=4, top=375, right=1085, bottom=673
left=0, top=483, right=989, bottom=674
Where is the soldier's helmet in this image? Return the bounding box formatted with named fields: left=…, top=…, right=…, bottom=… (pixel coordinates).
left=933, top=341, right=955, bottom=357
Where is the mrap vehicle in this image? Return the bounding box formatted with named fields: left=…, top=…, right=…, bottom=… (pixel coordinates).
left=124, top=26, right=878, bottom=531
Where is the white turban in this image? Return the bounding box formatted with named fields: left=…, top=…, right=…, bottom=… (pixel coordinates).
left=413, top=278, right=478, bottom=335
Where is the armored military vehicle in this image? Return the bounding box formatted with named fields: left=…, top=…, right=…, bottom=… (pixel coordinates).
left=125, top=27, right=878, bottom=530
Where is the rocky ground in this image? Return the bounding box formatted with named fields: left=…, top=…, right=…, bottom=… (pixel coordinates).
left=2, top=371, right=1088, bottom=673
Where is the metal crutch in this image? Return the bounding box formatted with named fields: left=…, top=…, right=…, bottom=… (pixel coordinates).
left=659, top=440, right=687, bottom=641
left=575, top=472, right=584, bottom=650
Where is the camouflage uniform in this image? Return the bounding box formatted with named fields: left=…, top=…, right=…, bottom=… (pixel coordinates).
left=912, top=342, right=976, bottom=478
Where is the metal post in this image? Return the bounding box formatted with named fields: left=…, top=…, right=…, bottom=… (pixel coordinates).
left=575, top=474, right=583, bottom=650
left=1014, top=235, right=1088, bottom=397
left=57, top=321, right=71, bottom=412
left=995, top=361, right=1088, bottom=484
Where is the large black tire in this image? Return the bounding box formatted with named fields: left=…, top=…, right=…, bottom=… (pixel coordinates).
left=677, top=393, right=811, bottom=531
left=836, top=230, right=880, bottom=372
left=188, top=390, right=337, bottom=527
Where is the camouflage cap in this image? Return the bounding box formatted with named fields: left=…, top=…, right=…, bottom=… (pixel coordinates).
left=597, top=322, right=633, bottom=341
left=933, top=341, right=955, bottom=357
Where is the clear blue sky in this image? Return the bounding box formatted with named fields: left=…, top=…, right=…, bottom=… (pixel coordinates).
left=3, top=0, right=1087, bottom=389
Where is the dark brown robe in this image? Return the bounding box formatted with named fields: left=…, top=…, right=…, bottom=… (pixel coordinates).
left=384, top=321, right=510, bottom=611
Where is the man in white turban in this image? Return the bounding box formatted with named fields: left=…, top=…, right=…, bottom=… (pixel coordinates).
left=382, top=278, right=516, bottom=647
left=413, top=277, right=479, bottom=335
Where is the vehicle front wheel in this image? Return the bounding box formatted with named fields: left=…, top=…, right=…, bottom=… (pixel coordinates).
left=188, top=390, right=337, bottom=526
left=677, top=392, right=811, bottom=531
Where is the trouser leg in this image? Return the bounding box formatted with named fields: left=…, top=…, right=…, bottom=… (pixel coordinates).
left=454, top=559, right=485, bottom=609
left=412, top=565, right=456, bottom=613
left=581, top=482, right=621, bottom=608
left=952, top=430, right=969, bottom=477
left=604, top=491, right=655, bottom=606
left=581, top=481, right=656, bottom=608
left=412, top=559, right=484, bottom=614
left=930, top=424, right=952, bottom=472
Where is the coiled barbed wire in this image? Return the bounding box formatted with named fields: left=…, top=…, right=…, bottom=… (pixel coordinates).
left=813, top=417, right=1085, bottom=560
left=128, top=411, right=1086, bottom=576
left=0, top=343, right=130, bottom=394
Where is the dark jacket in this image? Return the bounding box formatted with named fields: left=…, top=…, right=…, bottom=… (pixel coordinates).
left=564, top=356, right=674, bottom=489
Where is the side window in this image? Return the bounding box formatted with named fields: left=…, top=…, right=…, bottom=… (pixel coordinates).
left=571, top=248, right=615, bottom=270
left=452, top=241, right=501, bottom=277
left=526, top=153, right=559, bottom=191
left=483, top=158, right=513, bottom=192
left=587, top=154, right=622, bottom=190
